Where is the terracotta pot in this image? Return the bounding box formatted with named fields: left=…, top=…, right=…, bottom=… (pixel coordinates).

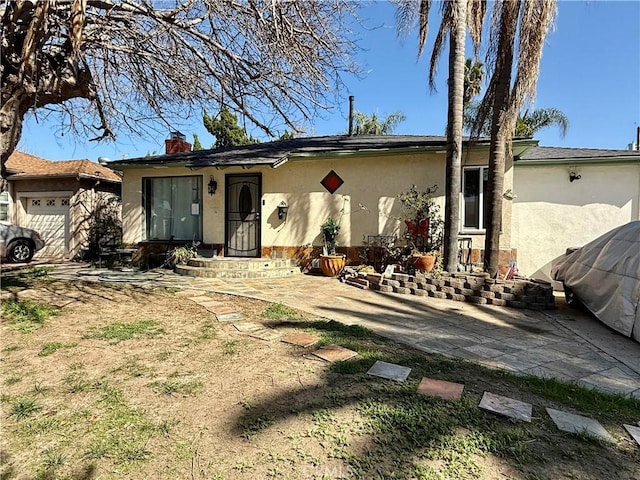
left=412, top=254, right=436, bottom=272
left=320, top=254, right=346, bottom=277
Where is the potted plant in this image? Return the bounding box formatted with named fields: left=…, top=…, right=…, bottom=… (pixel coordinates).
left=397, top=185, right=444, bottom=273
left=319, top=216, right=346, bottom=276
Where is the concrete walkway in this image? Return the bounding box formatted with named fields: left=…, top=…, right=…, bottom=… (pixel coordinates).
left=48, top=264, right=640, bottom=398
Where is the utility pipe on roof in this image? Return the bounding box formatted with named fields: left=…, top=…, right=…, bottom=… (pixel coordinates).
left=348, top=96, right=354, bottom=136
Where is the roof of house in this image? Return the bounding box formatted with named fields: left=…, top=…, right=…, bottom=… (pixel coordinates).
left=516, top=146, right=640, bottom=164
left=108, top=135, right=537, bottom=169
left=6, top=151, right=121, bottom=183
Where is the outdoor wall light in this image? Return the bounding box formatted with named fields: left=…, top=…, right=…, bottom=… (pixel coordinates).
left=277, top=201, right=289, bottom=220
left=208, top=175, right=218, bottom=195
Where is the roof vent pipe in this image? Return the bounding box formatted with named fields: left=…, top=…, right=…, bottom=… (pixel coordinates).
left=348, top=95, right=355, bottom=136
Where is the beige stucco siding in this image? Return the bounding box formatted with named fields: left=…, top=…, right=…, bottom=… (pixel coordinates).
left=512, top=162, right=640, bottom=280
left=120, top=149, right=511, bottom=252
left=263, top=153, right=447, bottom=248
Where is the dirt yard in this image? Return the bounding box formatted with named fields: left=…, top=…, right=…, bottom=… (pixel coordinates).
left=1, top=268, right=638, bottom=479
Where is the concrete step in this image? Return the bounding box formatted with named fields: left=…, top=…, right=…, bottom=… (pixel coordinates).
left=175, top=257, right=300, bottom=279
left=187, top=257, right=296, bottom=270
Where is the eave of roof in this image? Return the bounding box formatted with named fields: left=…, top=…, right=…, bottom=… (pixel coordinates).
left=7, top=172, right=122, bottom=183
left=515, top=146, right=640, bottom=166
left=107, top=135, right=538, bottom=170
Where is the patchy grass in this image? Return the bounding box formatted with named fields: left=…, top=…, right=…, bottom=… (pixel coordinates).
left=9, top=398, right=42, bottom=419
left=222, top=340, right=241, bottom=356
left=261, top=302, right=299, bottom=320
left=2, top=299, right=58, bottom=333
left=241, top=414, right=276, bottom=439
left=148, top=376, right=204, bottom=396
left=22, top=266, right=55, bottom=279
left=85, top=320, right=164, bottom=343
left=4, top=376, right=22, bottom=386
left=199, top=319, right=217, bottom=340
left=37, top=341, right=77, bottom=357
left=485, top=369, right=640, bottom=421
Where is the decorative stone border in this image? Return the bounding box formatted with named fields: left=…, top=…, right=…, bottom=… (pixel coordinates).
left=343, top=270, right=556, bottom=310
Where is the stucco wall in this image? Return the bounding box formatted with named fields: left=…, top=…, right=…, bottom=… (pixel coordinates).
left=119, top=149, right=513, bottom=257
left=512, top=162, right=640, bottom=281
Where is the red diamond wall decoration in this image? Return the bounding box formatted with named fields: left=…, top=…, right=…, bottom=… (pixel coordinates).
left=321, top=170, right=344, bottom=194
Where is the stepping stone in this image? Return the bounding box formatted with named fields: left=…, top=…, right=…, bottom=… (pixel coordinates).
left=479, top=392, right=532, bottom=422
left=188, top=295, right=214, bottom=303
left=174, top=289, right=204, bottom=297
left=282, top=333, right=320, bottom=348
left=546, top=408, right=614, bottom=442
left=247, top=328, right=282, bottom=341
left=417, top=377, right=464, bottom=400
left=215, top=312, right=244, bottom=322
left=311, top=345, right=358, bottom=363
left=233, top=322, right=264, bottom=333
left=367, top=360, right=411, bottom=382
left=199, top=302, right=227, bottom=313
left=623, top=424, right=640, bottom=446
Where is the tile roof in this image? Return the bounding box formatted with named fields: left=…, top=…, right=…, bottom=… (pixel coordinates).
left=517, top=146, right=640, bottom=162
left=6, top=151, right=121, bottom=182
left=110, top=134, right=531, bottom=169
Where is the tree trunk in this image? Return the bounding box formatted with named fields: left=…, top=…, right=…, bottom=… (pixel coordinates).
left=443, top=0, right=466, bottom=273
left=484, top=1, right=519, bottom=276
left=0, top=92, right=30, bottom=179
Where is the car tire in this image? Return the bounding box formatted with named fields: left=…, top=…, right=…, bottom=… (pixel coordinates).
left=563, top=283, right=582, bottom=308
left=7, top=239, right=34, bottom=263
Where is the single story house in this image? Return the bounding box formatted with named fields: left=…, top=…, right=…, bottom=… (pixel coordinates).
left=2, top=151, right=122, bottom=259
left=512, top=146, right=640, bottom=281
left=108, top=133, right=537, bottom=272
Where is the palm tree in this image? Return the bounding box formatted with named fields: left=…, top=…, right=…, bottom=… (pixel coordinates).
left=464, top=103, right=569, bottom=138
left=351, top=111, right=406, bottom=135
left=515, top=107, right=568, bottom=138
left=463, top=58, right=484, bottom=107
left=471, top=0, right=557, bottom=276
left=395, top=0, right=485, bottom=272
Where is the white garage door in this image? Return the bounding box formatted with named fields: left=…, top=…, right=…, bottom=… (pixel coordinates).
left=26, top=197, right=70, bottom=258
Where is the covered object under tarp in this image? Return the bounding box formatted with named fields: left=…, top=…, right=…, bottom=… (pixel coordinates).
left=551, top=221, right=640, bottom=342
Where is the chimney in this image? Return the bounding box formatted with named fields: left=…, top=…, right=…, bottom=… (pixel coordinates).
left=165, top=131, right=192, bottom=154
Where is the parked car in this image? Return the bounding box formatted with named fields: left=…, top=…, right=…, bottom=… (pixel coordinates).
left=0, top=222, right=46, bottom=263
left=551, top=221, right=640, bottom=342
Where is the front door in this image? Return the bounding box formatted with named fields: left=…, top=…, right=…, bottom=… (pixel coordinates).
left=225, top=174, right=261, bottom=257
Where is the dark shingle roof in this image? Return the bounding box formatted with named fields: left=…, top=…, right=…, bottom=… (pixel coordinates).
left=108, top=135, right=506, bottom=169
left=517, top=146, right=640, bottom=163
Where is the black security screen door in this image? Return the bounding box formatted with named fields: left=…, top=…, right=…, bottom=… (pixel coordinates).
left=225, top=174, right=261, bottom=257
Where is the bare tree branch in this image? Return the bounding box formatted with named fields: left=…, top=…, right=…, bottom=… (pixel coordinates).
left=1, top=0, right=361, bottom=168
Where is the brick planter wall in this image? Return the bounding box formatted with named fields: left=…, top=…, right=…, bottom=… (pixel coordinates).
left=343, top=271, right=556, bottom=310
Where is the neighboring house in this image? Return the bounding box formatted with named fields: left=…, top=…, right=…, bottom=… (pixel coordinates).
left=512, top=146, right=640, bottom=281
left=2, top=151, right=122, bottom=259
left=108, top=133, right=536, bottom=271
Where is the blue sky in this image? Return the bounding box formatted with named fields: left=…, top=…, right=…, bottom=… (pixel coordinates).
left=18, top=0, right=640, bottom=161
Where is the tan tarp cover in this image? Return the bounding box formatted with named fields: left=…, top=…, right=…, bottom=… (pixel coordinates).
left=552, top=221, right=640, bottom=342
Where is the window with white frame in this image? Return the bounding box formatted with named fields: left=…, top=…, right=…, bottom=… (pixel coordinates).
left=0, top=191, right=8, bottom=222
left=462, top=166, right=488, bottom=230
left=143, top=176, right=202, bottom=241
